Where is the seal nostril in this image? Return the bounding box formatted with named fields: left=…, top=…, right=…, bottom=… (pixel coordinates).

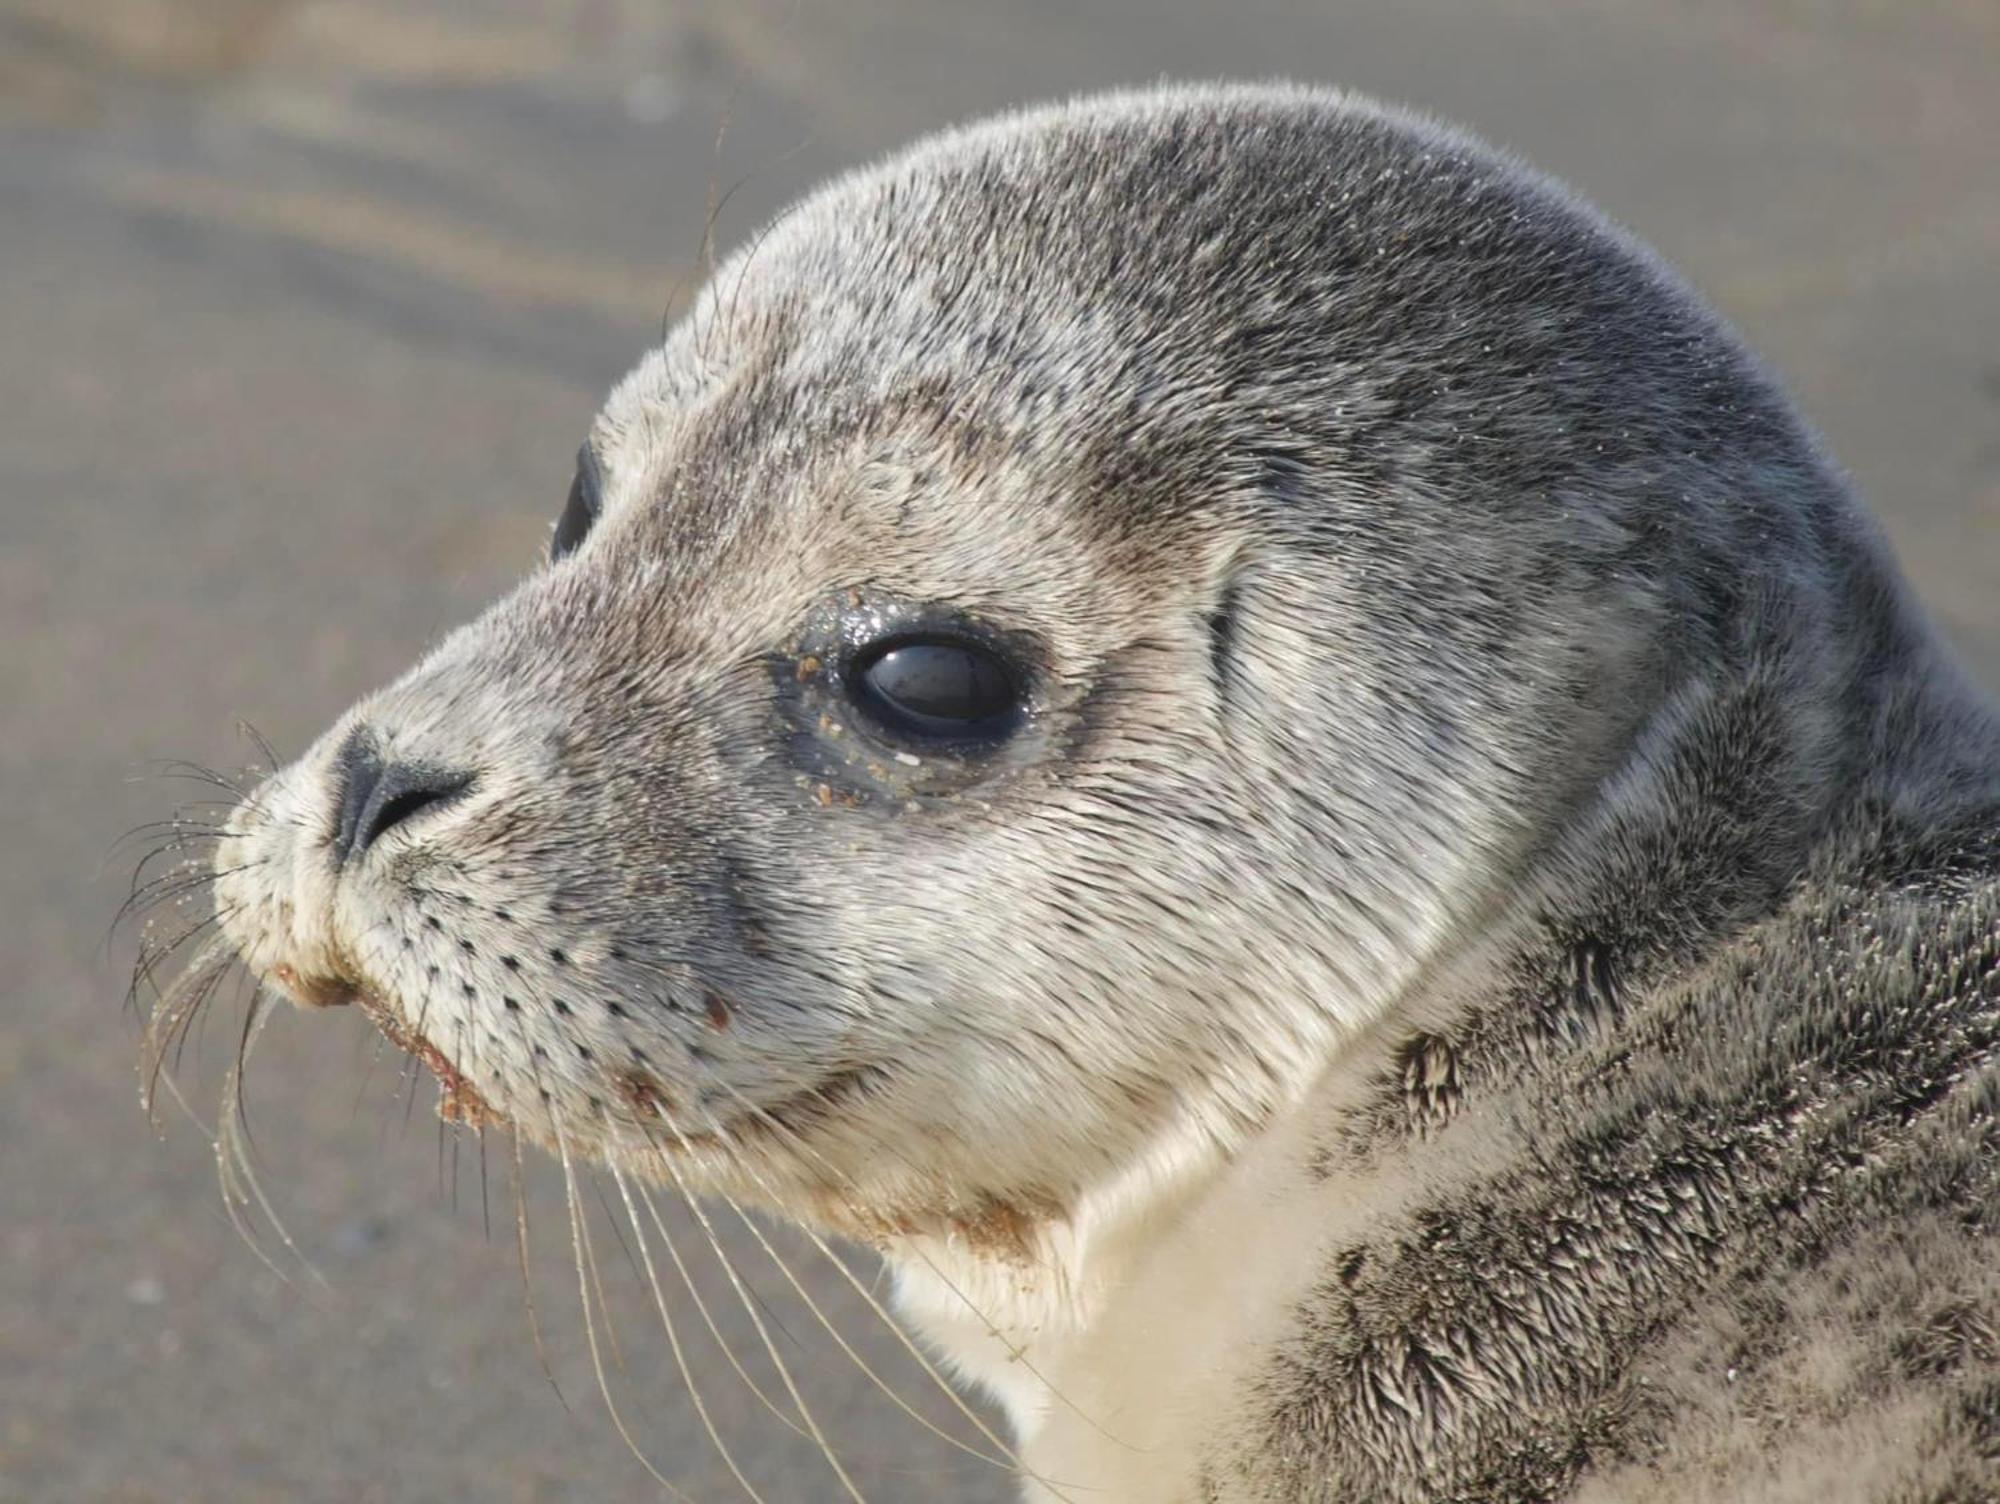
left=331, top=728, right=475, bottom=866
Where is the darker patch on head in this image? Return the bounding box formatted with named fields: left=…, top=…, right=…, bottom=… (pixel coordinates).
left=704, top=994, right=733, bottom=1032
left=716, top=851, right=777, bottom=961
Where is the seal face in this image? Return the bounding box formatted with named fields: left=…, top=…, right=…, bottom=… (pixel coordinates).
left=175, top=83, right=2000, bottom=1500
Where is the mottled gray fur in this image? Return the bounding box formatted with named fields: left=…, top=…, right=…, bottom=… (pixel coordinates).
left=200, top=84, right=1999, bottom=1499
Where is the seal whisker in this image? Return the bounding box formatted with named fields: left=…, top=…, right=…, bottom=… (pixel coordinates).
left=509, top=1126, right=571, bottom=1413
left=589, top=1174, right=647, bottom=1289
left=626, top=1174, right=822, bottom=1446
left=131, top=916, right=221, bottom=1028
left=235, top=718, right=284, bottom=773
left=642, top=1120, right=873, bottom=1504
left=581, top=1177, right=632, bottom=1381
left=103, top=815, right=230, bottom=869
left=573, top=1171, right=640, bottom=1381
left=611, top=1164, right=775, bottom=1503
left=688, top=96, right=734, bottom=367
left=215, top=985, right=329, bottom=1294
left=110, top=835, right=240, bottom=938
left=477, top=1124, right=492, bottom=1243
left=701, top=1077, right=1122, bottom=1469
left=113, top=860, right=253, bottom=939
left=140, top=948, right=235, bottom=1129
left=555, top=1125, right=706, bottom=1504
left=139, top=757, right=253, bottom=797
left=398, top=986, right=444, bottom=1136
left=138, top=926, right=239, bottom=1114
left=715, top=1183, right=1044, bottom=1485
left=168, top=941, right=240, bottom=1082
left=124, top=903, right=230, bottom=1018
left=439, top=1014, right=485, bottom=1217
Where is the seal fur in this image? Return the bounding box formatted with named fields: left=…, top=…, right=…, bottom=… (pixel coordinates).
left=193, top=83, right=2000, bottom=1499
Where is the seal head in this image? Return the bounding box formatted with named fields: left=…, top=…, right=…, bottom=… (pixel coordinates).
left=214, top=84, right=1966, bottom=1255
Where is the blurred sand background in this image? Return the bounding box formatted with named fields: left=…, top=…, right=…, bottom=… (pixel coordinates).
left=3, top=2, right=1996, bottom=1499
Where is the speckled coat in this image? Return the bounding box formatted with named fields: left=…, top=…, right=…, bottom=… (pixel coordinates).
left=199, top=85, right=2000, bottom=1501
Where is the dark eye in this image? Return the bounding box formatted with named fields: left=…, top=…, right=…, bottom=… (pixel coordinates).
left=551, top=444, right=602, bottom=561
left=851, top=638, right=1023, bottom=742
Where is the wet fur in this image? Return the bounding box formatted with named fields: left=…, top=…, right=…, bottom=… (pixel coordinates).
left=190, top=85, right=1999, bottom=1498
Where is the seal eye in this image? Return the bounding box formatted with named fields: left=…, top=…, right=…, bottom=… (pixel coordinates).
left=550, top=444, right=602, bottom=561
left=851, top=638, right=1022, bottom=741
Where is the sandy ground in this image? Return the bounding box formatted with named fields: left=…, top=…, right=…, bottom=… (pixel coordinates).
left=2, top=2, right=1995, bottom=1499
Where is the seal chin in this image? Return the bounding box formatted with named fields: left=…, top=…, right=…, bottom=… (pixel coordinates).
left=270, top=961, right=504, bottom=1129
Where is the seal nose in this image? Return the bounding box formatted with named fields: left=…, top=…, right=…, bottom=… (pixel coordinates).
left=331, top=728, right=474, bottom=866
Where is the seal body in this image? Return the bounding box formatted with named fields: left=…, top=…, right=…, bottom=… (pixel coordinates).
left=201, top=85, right=2000, bottom=1499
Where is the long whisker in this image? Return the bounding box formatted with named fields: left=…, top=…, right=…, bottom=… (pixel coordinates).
left=236, top=719, right=283, bottom=772
left=164, top=938, right=238, bottom=1082
left=139, top=931, right=237, bottom=1115
left=103, top=816, right=230, bottom=873
left=581, top=1175, right=632, bottom=1380
left=112, top=862, right=243, bottom=938
left=136, top=924, right=222, bottom=1043
left=692, top=1085, right=1073, bottom=1472
left=136, top=758, right=252, bottom=797
left=556, top=1125, right=704, bottom=1503
left=707, top=1065, right=1136, bottom=1466
left=130, top=903, right=235, bottom=1012
left=642, top=1125, right=871, bottom=1502
left=625, top=1176, right=820, bottom=1446
left=400, top=986, right=442, bottom=1135
left=646, top=1145, right=870, bottom=1456
left=478, top=1125, right=493, bottom=1245
left=111, top=841, right=239, bottom=938
left=611, top=1164, right=773, bottom=1503
left=711, top=1171, right=1030, bottom=1481
left=215, top=986, right=330, bottom=1295
left=511, top=1126, right=570, bottom=1412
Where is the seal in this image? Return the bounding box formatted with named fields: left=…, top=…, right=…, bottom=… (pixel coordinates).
left=169, top=83, right=2000, bottom=1499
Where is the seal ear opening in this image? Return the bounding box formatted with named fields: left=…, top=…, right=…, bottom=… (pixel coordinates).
left=1207, top=577, right=1243, bottom=709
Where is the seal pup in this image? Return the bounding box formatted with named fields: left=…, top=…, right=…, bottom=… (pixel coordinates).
left=165, top=83, right=1999, bottom=1499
